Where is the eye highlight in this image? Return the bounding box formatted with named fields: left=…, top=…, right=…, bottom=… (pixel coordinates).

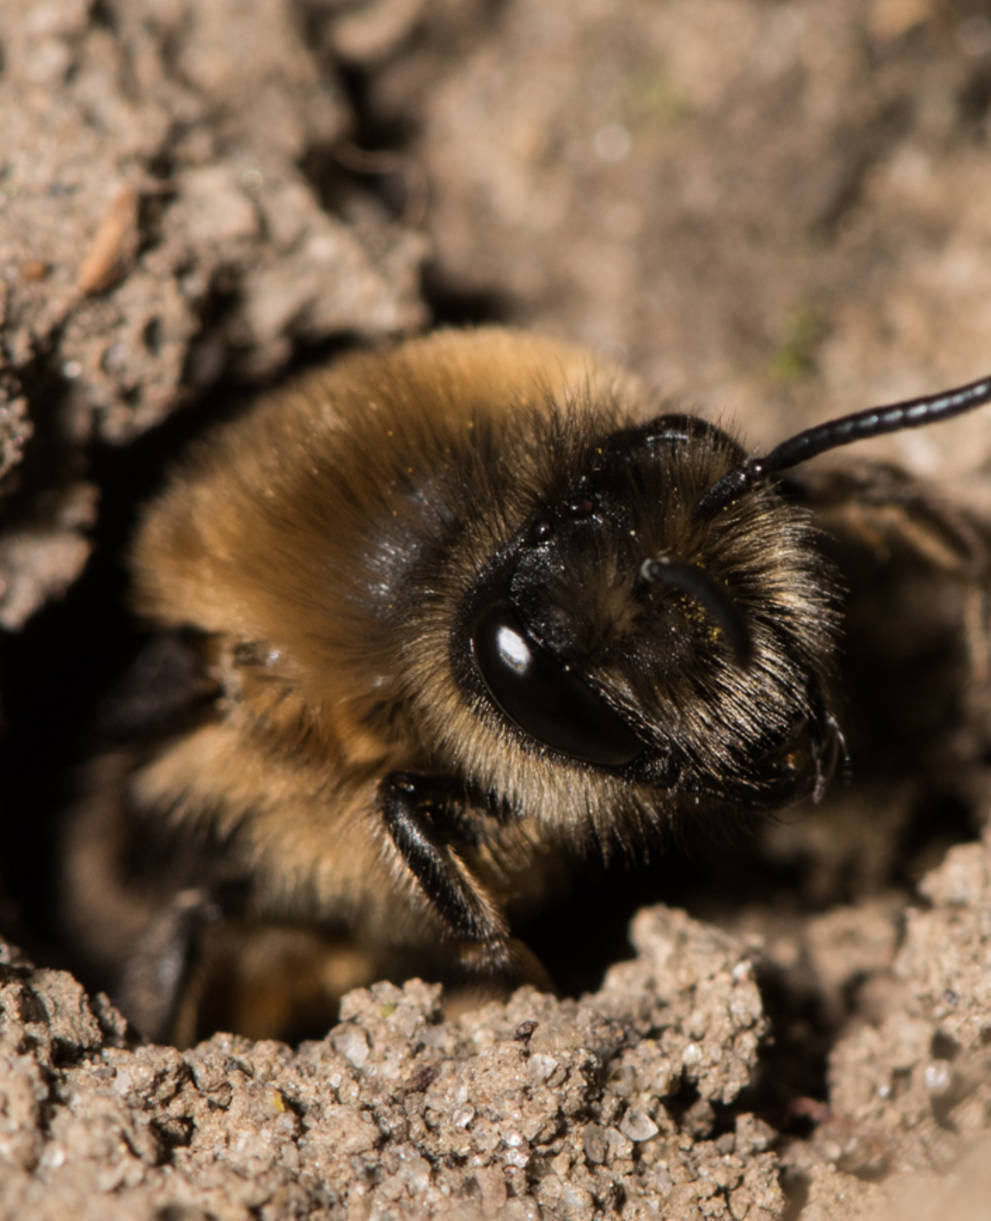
left=469, top=601, right=643, bottom=767
left=493, top=619, right=531, bottom=674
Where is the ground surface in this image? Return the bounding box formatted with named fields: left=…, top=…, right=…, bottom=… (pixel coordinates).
left=1, top=1, right=991, bottom=1217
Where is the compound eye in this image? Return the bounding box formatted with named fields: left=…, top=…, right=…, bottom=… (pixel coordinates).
left=470, top=602, right=643, bottom=767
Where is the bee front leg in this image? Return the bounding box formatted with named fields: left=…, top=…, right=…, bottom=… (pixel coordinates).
left=381, top=772, right=509, bottom=950
left=380, top=771, right=548, bottom=991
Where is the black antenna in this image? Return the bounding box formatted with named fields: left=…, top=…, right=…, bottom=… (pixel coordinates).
left=640, top=557, right=754, bottom=667
left=696, top=372, right=991, bottom=520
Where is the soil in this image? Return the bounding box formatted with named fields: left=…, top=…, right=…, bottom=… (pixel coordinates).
left=1, top=1, right=990, bottom=1217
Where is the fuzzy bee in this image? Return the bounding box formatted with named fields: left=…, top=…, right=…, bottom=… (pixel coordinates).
left=62, top=328, right=991, bottom=1044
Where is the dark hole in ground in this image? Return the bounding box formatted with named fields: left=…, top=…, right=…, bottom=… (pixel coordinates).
left=0, top=336, right=364, bottom=972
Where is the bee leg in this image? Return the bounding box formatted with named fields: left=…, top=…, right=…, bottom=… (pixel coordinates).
left=117, top=886, right=222, bottom=1044
left=790, top=462, right=987, bottom=568
left=380, top=771, right=517, bottom=972
left=795, top=463, right=991, bottom=679
left=454, top=935, right=557, bottom=996
left=848, top=487, right=990, bottom=680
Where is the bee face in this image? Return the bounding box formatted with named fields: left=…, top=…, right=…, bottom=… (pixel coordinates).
left=61, top=327, right=991, bottom=1043
left=449, top=407, right=841, bottom=817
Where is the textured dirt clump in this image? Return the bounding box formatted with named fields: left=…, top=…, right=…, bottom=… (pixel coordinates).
left=820, top=833, right=991, bottom=1175
left=0, top=0, right=425, bottom=628
left=0, top=909, right=781, bottom=1220
left=768, top=830, right=991, bottom=1219
left=2, top=1, right=991, bottom=1218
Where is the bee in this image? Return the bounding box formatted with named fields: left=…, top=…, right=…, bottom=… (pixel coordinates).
left=61, top=327, right=991, bottom=1044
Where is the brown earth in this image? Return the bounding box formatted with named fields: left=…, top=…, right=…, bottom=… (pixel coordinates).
left=1, top=1, right=990, bottom=1217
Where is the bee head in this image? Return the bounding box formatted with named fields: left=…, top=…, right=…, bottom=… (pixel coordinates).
left=459, top=370, right=991, bottom=812
left=459, top=414, right=841, bottom=810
